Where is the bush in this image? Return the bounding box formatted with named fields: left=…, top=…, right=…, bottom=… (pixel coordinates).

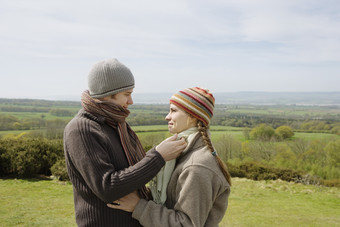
left=275, top=125, right=294, bottom=140
left=13, top=148, right=44, bottom=176
left=0, top=140, right=11, bottom=176
left=226, top=162, right=246, bottom=178
left=321, top=179, right=340, bottom=187
left=232, top=162, right=303, bottom=182
left=250, top=124, right=275, bottom=141
left=51, top=159, right=69, bottom=181
left=294, top=174, right=321, bottom=185
left=325, top=139, right=340, bottom=168
left=0, top=137, right=64, bottom=177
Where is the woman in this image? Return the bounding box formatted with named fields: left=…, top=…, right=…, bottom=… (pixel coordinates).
left=108, top=87, right=231, bottom=227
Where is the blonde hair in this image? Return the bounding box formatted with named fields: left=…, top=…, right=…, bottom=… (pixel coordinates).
left=197, top=121, right=232, bottom=186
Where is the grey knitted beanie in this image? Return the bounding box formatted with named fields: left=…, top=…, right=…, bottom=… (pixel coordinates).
left=88, top=58, right=135, bottom=98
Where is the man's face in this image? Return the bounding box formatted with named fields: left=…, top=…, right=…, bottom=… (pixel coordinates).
left=101, top=88, right=134, bottom=109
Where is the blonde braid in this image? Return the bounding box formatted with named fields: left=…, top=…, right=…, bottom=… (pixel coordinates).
left=197, top=121, right=232, bottom=186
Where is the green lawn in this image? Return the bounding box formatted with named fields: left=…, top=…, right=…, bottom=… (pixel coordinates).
left=1, top=177, right=339, bottom=227
left=221, top=178, right=340, bottom=227
left=0, top=178, right=75, bottom=226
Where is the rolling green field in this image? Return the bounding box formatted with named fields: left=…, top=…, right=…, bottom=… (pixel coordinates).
left=0, top=130, right=29, bottom=136
left=225, top=105, right=340, bottom=117
left=130, top=125, right=339, bottom=142
left=1, top=177, right=339, bottom=227
left=0, top=111, right=75, bottom=120
left=1, top=125, right=338, bottom=142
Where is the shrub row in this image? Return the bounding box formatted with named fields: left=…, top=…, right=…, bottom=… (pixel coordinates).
left=0, top=137, right=66, bottom=179
left=227, top=162, right=340, bottom=187
left=228, top=162, right=304, bottom=182
left=1, top=137, right=338, bottom=187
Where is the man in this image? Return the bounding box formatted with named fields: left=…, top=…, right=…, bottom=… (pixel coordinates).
left=64, top=58, right=186, bottom=226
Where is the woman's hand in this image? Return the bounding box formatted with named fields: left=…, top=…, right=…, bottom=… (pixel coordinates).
left=107, top=191, right=140, bottom=212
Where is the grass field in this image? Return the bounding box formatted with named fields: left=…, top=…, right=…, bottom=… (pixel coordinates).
left=223, top=105, right=340, bottom=117
left=0, top=130, right=30, bottom=136
left=0, top=178, right=75, bottom=226
left=1, top=111, right=76, bottom=121
left=130, top=125, right=339, bottom=142
left=1, top=125, right=338, bottom=145
left=222, top=178, right=340, bottom=227
left=1, top=177, right=339, bottom=227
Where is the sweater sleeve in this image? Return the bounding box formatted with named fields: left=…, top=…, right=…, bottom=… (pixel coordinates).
left=64, top=119, right=165, bottom=203
left=132, top=165, right=228, bottom=227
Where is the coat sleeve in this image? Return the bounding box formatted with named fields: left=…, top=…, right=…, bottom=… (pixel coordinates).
left=132, top=165, right=227, bottom=227
left=64, top=119, right=165, bottom=203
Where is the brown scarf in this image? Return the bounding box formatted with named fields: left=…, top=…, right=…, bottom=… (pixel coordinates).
left=81, top=90, right=149, bottom=199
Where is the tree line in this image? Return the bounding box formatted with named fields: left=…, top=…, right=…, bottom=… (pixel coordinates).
left=214, top=134, right=340, bottom=185
left=0, top=114, right=68, bottom=132
left=1, top=99, right=339, bottom=134
left=211, top=112, right=340, bottom=135
left=1, top=112, right=339, bottom=136
left=0, top=98, right=81, bottom=107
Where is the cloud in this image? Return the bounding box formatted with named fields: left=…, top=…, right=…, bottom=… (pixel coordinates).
left=0, top=0, right=339, bottom=98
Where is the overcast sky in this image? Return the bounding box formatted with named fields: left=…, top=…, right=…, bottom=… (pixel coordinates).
left=1, top=0, right=340, bottom=100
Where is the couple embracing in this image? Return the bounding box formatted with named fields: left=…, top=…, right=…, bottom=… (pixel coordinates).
left=64, top=58, right=231, bottom=227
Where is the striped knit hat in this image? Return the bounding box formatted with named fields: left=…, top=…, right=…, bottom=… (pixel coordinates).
left=170, top=87, right=215, bottom=126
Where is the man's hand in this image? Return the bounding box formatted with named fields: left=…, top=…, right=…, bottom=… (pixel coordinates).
left=156, top=134, right=187, bottom=161
left=107, top=191, right=140, bottom=212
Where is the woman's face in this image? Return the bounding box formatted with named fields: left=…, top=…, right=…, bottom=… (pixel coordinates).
left=165, top=104, right=197, bottom=134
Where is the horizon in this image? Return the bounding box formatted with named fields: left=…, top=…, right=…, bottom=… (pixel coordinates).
left=1, top=90, right=340, bottom=100
left=1, top=91, right=340, bottom=105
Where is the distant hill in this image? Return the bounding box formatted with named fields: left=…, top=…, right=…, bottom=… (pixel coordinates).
left=1, top=92, right=340, bottom=105
left=213, top=92, right=340, bottom=105
left=132, top=92, right=340, bottom=105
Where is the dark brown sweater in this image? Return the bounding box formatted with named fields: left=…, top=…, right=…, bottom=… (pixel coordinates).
left=64, top=109, right=165, bottom=227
